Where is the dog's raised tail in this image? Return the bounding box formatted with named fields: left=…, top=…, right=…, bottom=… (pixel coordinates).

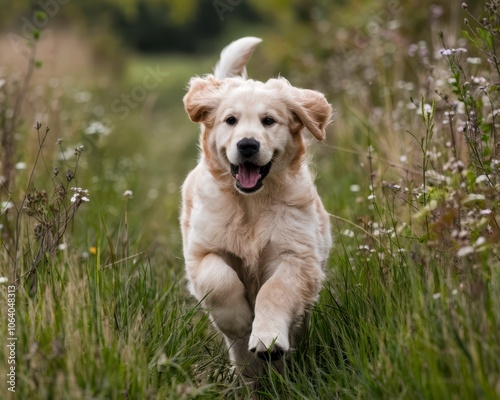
left=214, top=36, right=262, bottom=80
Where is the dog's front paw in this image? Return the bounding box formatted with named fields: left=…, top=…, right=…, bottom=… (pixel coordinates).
left=248, top=332, right=289, bottom=361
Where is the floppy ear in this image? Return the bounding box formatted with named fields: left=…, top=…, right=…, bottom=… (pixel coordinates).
left=289, top=88, right=333, bottom=141
left=183, top=75, right=222, bottom=126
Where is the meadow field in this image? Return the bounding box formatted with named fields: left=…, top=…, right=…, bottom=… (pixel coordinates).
left=1, top=1, right=499, bottom=399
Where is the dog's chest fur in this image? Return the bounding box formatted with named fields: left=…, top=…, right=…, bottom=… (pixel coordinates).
left=192, top=191, right=285, bottom=264
left=192, top=190, right=310, bottom=306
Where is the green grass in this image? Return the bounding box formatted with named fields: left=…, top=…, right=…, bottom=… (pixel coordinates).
left=1, top=2, right=500, bottom=398
left=5, top=232, right=497, bottom=398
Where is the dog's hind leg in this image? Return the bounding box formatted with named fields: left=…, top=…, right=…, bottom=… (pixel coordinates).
left=224, top=335, right=263, bottom=379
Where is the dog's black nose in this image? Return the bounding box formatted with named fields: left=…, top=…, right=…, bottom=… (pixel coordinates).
left=237, top=138, right=260, bottom=158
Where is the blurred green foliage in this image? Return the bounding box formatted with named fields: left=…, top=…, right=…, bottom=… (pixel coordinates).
left=0, top=0, right=484, bottom=54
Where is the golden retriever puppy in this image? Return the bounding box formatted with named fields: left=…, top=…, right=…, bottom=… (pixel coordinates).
left=181, top=37, right=332, bottom=377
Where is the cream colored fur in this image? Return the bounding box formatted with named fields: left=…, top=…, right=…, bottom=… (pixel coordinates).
left=181, top=37, right=333, bottom=378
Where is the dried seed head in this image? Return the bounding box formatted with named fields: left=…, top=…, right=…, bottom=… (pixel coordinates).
left=34, top=223, right=43, bottom=240
left=55, top=184, right=66, bottom=200
left=66, top=169, right=74, bottom=182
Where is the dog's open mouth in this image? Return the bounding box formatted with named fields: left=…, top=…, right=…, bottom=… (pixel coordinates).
left=230, top=161, right=272, bottom=193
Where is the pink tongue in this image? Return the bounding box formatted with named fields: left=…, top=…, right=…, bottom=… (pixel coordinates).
left=236, top=164, right=261, bottom=188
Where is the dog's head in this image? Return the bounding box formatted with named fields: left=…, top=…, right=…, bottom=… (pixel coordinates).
left=183, top=76, right=332, bottom=194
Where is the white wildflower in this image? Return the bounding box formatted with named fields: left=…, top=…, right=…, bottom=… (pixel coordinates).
left=85, top=121, right=111, bottom=136
left=457, top=246, right=474, bottom=257
left=342, top=229, right=355, bottom=238
left=0, top=277, right=8, bottom=284
left=350, top=184, right=360, bottom=192
left=1, top=201, right=13, bottom=213
left=475, top=175, right=489, bottom=184
left=123, top=190, right=133, bottom=198
left=472, top=76, right=487, bottom=85
left=475, top=237, right=486, bottom=247
left=400, top=155, right=407, bottom=163
left=479, top=209, right=492, bottom=215
left=433, top=293, right=441, bottom=299
left=425, top=170, right=450, bottom=185
left=452, top=289, right=458, bottom=296
left=417, top=103, right=433, bottom=116
left=435, top=79, right=444, bottom=87
left=70, top=187, right=90, bottom=204
left=384, top=183, right=401, bottom=191
left=466, top=57, right=481, bottom=65
left=15, top=162, right=27, bottom=170
left=456, top=101, right=465, bottom=115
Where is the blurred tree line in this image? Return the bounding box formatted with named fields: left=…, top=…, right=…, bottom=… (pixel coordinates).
left=0, top=0, right=478, bottom=54
left=0, top=0, right=262, bottom=53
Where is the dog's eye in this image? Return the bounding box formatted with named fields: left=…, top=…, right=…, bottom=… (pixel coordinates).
left=225, top=116, right=237, bottom=125
left=262, top=117, right=275, bottom=126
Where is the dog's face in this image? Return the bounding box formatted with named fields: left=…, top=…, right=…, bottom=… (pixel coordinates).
left=184, top=76, right=332, bottom=194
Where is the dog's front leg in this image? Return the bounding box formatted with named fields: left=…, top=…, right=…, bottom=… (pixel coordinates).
left=186, top=253, right=253, bottom=340
left=248, top=260, right=322, bottom=359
